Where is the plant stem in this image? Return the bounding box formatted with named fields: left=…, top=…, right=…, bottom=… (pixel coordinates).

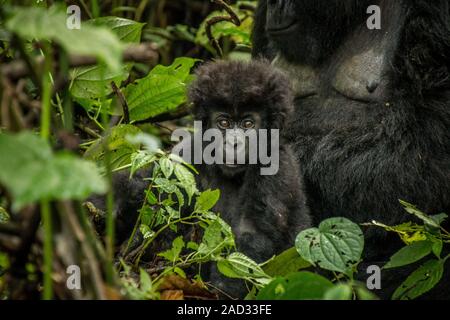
left=41, top=200, right=53, bottom=300
left=40, top=42, right=53, bottom=300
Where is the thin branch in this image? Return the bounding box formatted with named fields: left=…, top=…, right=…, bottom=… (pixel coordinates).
left=206, top=0, right=241, bottom=57
left=111, top=81, right=130, bottom=124
left=1, top=43, right=159, bottom=81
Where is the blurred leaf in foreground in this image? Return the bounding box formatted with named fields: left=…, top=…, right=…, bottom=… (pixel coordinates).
left=0, top=132, right=107, bottom=210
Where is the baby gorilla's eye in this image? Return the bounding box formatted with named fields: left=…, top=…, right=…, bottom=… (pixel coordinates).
left=218, top=119, right=232, bottom=129
left=242, top=120, right=255, bottom=129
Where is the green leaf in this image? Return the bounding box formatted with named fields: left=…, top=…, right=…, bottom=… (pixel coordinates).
left=6, top=6, right=123, bottom=72
left=139, top=268, right=153, bottom=292
left=160, top=157, right=174, bottom=178
left=130, top=151, right=157, bottom=177
left=0, top=207, right=10, bottom=223
left=89, top=17, right=145, bottom=43
left=195, top=189, right=220, bottom=212
left=158, top=236, right=185, bottom=263
left=217, top=253, right=271, bottom=285
left=154, top=178, right=178, bottom=194
left=263, top=247, right=311, bottom=277
left=323, top=284, right=353, bottom=300
left=125, top=58, right=199, bottom=122
left=392, top=259, right=444, bottom=300
left=400, top=200, right=440, bottom=228
left=384, top=241, right=433, bottom=269
left=197, top=219, right=225, bottom=255
left=355, top=286, right=379, bottom=300
left=0, top=132, right=107, bottom=210
left=174, top=163, right=197, bottom=204
left=432, top=241, right=443, bottom=258
left=295, top=217, right=364, bottom=276
left=84, top=124, right=142, bottom=169
left=256, top=272, right=334, bottom=300
left=70, top=17, right=144, bottom=99
left=139, top=224, right=153, bottom=239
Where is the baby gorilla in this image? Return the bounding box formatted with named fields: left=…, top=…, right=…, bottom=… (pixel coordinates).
left=89, top=60, right=310, bottom=298
left=185, top=60, right=311, bottom=296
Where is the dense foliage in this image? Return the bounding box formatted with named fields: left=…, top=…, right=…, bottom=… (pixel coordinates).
left=0, top=0, right=448, bottom=300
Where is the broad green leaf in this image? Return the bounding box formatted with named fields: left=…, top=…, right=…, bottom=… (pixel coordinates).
left=70, top=64, right=132, bottom=100
left=295, top=217, right=364, bottom=276
left=384, top=241, right=433, bottom=269
left=89, top=17, right=145, bottom=43
left=70, top=17, right=144, bottom=99
left=125, top=58, right=198, bottom=122
left=6, top=6, right=123, bottom=71
left=217, top=253, right=271, bottom=285
left=263, top=247, right=311, bottom=277
left=0, top=132, right=107, bottom=210
left=256, top=272, right=334, bottom=300
left=195, top=189, right=220, bottom=212
left=323, top=284, right=353, bottom=300
left=392, top=259, right=444, bottom=300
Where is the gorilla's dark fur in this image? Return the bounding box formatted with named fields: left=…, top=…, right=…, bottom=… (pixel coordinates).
left=253, top=0, right=450, bottom=298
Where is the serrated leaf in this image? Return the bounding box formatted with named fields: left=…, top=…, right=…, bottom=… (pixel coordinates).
left=295, top=217, right=364, bottom=276
left=195, top=189, right=220, bottom=212
left=174, top=163, right=197, bottom=204
left=384, top=241, right=433, bottom=269
left=392, top=259, right=444, bottom=300
left=160, top=157, right=174, bottom=178
left=125, top=58, right=198, bottom=122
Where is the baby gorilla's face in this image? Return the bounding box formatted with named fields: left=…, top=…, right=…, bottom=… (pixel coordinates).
left=207, top=111, right=262, bottom=175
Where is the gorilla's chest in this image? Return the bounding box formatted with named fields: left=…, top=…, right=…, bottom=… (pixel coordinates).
left=273, top=22, right=402, bottom=111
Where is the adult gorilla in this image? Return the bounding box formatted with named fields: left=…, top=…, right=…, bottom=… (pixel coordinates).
left=252, top=0, right=450, bottom=298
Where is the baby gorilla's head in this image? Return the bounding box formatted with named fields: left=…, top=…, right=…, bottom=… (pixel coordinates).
left=187, top=60, right=293, bottom=177
left=189, top=59, right=293, bottom=130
